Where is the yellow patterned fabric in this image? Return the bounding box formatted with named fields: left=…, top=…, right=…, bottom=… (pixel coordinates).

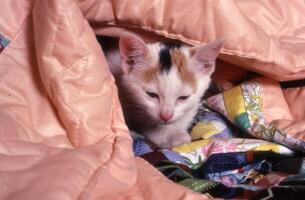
left=207, top=79, right=305, bottom=152
left=223, top=85, right=245, bottom=121
left=173, top=139, right=210, bottom=153
left=191, top=122, right=219, bottom=140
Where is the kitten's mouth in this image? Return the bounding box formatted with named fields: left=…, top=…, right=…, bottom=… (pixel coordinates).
left=160, top=118, right=176, bottom=124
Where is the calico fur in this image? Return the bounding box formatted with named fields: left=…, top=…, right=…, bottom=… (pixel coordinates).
left=106, top=34, right=223, bottom=148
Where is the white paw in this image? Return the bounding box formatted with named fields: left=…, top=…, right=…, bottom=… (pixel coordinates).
left=144, top=127, right=192, bottom=149
left=168, top=132, right=191, bottom=147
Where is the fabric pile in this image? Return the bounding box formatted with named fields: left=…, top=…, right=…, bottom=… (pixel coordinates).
left=133, top=77, right=305, bottom=199
left=2, top=0, right=305, bottom=199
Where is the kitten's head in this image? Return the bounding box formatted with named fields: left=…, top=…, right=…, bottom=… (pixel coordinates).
left=119, top=34, right=223, bottom=125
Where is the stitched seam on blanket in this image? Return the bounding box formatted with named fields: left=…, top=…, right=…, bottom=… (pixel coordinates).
left=47, top=6, right=90, bottom=147
left=73, top=64, right=135, bottom=199
left=101, top=22, right=292, bottom=67
left=75, top=83, right=133, bottom=198
left=48, top=54, right=89, bottom=147
left=75, top=141, right=116, bottom=200
left=75, top=137, right=135, bottom=200
left=110, top=74, right=127, bottom=135
left=62, top=9, right=89, bottom=68
left=47, top=7, right=82, bottom=147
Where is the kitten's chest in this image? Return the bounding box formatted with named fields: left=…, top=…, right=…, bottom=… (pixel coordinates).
left=172, top=104, right=200, bottom=130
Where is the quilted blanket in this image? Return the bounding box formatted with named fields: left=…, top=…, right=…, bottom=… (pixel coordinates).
left=1, top=0, right=305, bottom=199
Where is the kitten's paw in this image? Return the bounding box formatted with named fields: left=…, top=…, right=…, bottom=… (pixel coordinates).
left=144, top=128, right=191, bottom=149
left=168, top=132, right=191, bottom=147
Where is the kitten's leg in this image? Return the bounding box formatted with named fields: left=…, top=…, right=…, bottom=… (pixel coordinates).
left=144, top=125, right=191, bottom=148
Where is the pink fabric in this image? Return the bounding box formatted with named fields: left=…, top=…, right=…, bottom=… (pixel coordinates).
left=1, top=0, right=305, bottom=199
left=82, top=0, right=305, bottom=81
left=0, top=0, right=210, bottom=199
left=261, top=78, right=292, bottom=123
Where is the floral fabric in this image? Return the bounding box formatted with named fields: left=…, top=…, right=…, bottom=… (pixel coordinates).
left=207, top=78, right=305, bottom=151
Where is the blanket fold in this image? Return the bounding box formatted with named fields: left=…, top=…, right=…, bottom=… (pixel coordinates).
left=1, top=0, right=305, bottom=199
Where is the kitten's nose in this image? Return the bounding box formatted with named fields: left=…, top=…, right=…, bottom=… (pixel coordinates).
left=159, top=110, right=173, bottom=122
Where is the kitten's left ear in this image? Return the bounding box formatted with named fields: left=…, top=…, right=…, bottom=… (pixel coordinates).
left=119, top=34, right=148, bottom=74
left=191, top=39, right=224, bottom=75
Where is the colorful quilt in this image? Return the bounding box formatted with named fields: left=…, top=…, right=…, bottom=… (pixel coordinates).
left=133, top=78, right=305, bottom=199
left=207, top=78, right=305, bottom=151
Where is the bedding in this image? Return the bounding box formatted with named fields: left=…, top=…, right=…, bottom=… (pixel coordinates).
left=1, top=0, right=305, bottom=199
left=133, top=92, right=305, bottom=199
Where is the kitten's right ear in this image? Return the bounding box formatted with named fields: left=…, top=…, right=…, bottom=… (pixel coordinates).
left=119, top=34, right=148, bottom=74
left=190, top=39, right=224, bottom=75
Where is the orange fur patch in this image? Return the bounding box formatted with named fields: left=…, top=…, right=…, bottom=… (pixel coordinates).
left=171, top=49, right=196, bottom=90
left=142, top=65, right=160, bottom=82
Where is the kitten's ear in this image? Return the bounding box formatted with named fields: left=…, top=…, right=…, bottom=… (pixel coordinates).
left=119, top=34, right=148, bottom=74
left=191, top=39, right=224, bottom=75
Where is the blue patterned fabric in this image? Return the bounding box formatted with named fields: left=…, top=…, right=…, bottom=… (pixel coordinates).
left=0, top=34, right=10, bottom=53
left=133, top=138, right=153, bottom=156
left=161, top=149, right=187, bottom=165
left=202, top=152, right=250, bottom=174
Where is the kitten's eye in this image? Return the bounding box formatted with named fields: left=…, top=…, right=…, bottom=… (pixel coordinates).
left=146, top=91, right=159, bottom=99
left=178, top=95, right=190, bottom=100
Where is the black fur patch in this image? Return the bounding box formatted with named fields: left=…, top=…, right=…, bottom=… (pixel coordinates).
left=159, top=48, right=172, bottom=73
left=159, top=43, right=181, bottom=73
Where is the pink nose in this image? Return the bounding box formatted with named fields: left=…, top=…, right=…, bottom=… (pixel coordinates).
left=159, top=111, right=173, bottom=122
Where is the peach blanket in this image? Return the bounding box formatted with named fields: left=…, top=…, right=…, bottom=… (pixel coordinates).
left=0, top=0, right=304, bottom=199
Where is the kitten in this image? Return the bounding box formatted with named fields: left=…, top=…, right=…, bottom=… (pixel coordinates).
left=106, top=34, right=223, bottom=148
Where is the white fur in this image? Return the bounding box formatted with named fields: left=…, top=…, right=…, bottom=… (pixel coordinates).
left=106, top=39, right=221, bottom=148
